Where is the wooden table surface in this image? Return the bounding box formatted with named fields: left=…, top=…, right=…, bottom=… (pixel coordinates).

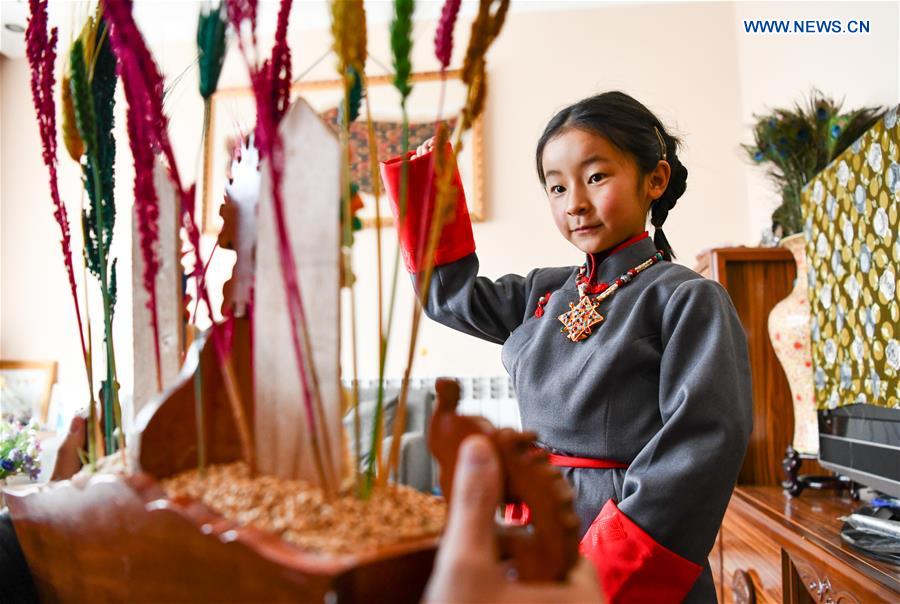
left=735, top=486, right=900, bottom=593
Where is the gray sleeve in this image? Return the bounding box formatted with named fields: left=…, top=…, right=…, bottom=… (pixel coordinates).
left=420, top=253, right=536, bottom=346
left=618, top=278, right=753, bottom=564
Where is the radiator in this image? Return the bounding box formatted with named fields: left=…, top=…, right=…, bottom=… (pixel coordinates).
left=344, top=376, right=521, bottom=430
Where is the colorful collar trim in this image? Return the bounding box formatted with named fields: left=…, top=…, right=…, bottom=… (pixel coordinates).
left=533, top=231, right=652, bottom=319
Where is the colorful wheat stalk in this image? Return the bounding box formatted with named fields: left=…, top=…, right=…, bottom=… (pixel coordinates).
left=384, top=0, right=511, bottom=483
left=381, top=0, right=462, bottom=483
left=365, top=0, right=415, bottom=490
left=342, top=67, right=365, bottom=495
left=414, top=0, right=460, bottom=270
left=194, top=1, right=229, bottom=477
left=103, top=0, right=254, bottom=471
left=60, top=8, right=106, bottom=464
left=62, top=11, right=104, bottom=464
left=127, top=100, right=163, bottom=393
left=198, top=1, right=228, bottom=231
left=330, top=0, right=368, bottom=495
left=356, top=73, right=388, bottom=496
left=67, top=4, right=126, bottom=457
left=435, top=0, right=461, bottom=71
left=331, top=2, right=364, bottom=484
left=226, top=0, right=338, bottom=497
left=70, top=0, right=163, bottom=402
left=25, top=0, right=99, bottom=461
left=421, top=0, right=510, bottom=292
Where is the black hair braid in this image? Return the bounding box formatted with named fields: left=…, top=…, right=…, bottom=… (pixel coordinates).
left=650, top=131, right=688, bottom=260
left=535, top=91, right=690, bottom=262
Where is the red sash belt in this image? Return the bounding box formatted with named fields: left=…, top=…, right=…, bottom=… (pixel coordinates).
left=547, top=453, right=628, bottom=470
left=504, top=453, right=701, bottom=602
left=503, top=453, right=626, bottom=525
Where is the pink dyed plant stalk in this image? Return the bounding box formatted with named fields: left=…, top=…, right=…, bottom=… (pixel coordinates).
left=25, top=0, right=91, bottom=382
left=267, top=0, right=292, bottom=126
left=103, top=0, right=255, bottom=470
left=226, top=0, right=337, bottom=496
left=412, top=0, right=462, bottom=275
left=103, top=0, right=214, bottom=343
left=126, top=103, right=163, bottom=391
left=102, top=1, right=197, bottom=275
left=227, top=0, right=322, bottom=437
left=225, top=0, right=258, bottom=51
left=434, top=0, right=461, bottom=70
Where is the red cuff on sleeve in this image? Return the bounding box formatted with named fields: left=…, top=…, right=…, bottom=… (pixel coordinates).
left=379, top=142, right=475, bottom=273
left=580, top=500, right=702, bottom=604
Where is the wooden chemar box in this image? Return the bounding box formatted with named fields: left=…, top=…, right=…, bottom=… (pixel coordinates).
left=4, top=322, right=438, bottom=603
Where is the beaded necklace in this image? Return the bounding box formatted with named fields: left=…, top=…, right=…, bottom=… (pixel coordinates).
left=558, top=251, right=664, bottom=343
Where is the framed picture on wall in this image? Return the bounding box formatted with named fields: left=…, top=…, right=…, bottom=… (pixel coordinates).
left=202, top=69, right=485, bottom=234
left=0, top=360, right=57, bottom=425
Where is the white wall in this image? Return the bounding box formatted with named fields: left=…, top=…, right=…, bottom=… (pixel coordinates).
left=1, top=52, right=135, bottom=429
left=1, top=1, right=898, bottom=422
left=352, top=0, right=751, bottom=380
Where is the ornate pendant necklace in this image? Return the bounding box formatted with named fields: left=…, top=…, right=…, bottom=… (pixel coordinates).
left=558, top=251, right=664, bottom=343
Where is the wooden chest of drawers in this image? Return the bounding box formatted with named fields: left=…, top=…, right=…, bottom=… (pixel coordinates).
left=710, top=487, right=899, bottom=603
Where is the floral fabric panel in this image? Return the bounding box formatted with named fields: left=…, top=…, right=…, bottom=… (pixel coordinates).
left=802, top=104, right=899, bottom=410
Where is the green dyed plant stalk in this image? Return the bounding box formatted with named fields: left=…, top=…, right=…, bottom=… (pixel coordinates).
left=70, top=37, right=124, bottom=456
left=338, top=66, right=364, bottom=495
left=355, top=71, right=387, bottom=498
left=383, top=0, right=511, bottom=484
left=370, top=116, right=407, bottom=491
left=334, top=64, right=376, bottom=497
left=370, top=0, right=414, bottom=490
left=390, top=0, right=413, bottom=101
left=198, top=2, right=227, bottom=100
left=348, top=267, right=362, bottom=495
left=330, top=0, right=371, bottom=497
left=79, top=192, right=99, bottom=467
left=337, top=72, right=360, bottom=493
left=66, top=9, right=109, bottom=467
left=197, top=1, right=227, bottom=216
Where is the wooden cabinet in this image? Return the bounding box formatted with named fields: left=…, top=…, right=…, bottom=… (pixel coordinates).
left=709, top=487, right=899, bottom=603
left=696, top=247, right=823, bottom=485
left=697, top=251, right=896, bottom=602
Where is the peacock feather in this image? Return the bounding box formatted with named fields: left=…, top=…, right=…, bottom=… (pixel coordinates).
left=744, top=90, right=881, bottom=236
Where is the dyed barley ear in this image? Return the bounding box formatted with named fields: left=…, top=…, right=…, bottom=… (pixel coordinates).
left=383, top=0, right=512, bottom=484
left=26, top=0, right=98, bottom=462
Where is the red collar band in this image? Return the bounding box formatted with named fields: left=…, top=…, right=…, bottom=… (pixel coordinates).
left=587, top=231, right=650, bottom=283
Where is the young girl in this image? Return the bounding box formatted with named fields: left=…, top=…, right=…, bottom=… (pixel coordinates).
left=381, top=91, right=752, bottom=604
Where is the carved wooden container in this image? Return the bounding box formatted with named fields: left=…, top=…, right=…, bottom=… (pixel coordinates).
left=4, top=321, right=438, bottom=603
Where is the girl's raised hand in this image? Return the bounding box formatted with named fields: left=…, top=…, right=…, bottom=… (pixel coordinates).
left=415, top=137, right=436, bottom=157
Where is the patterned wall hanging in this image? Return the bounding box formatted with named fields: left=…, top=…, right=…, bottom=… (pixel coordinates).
left=202, top=70, right=485, bottom=233
left=802, top=105, right=899, bottom=410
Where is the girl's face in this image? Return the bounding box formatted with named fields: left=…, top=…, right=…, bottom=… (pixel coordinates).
left=541, top=128, right=670, bottom=255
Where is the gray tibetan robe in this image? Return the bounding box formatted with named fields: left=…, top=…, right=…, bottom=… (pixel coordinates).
left=422, top=236, right=753, bottom=603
